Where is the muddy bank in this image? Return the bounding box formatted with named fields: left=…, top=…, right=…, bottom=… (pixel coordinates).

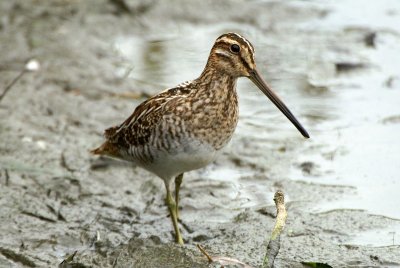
left=1, top=0, right=400, bottom=267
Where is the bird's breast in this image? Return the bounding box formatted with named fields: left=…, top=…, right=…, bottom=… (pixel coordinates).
left=184, top=91, right=239, bottom=150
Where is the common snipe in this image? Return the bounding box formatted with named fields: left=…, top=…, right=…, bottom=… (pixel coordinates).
left=92, top=32, right=309, bottom=244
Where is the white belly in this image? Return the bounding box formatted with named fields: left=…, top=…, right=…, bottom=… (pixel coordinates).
left=135, top=138, right=221, bottom=183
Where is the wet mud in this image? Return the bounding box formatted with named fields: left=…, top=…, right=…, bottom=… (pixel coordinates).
left=1, top=0, right=400, bottom=267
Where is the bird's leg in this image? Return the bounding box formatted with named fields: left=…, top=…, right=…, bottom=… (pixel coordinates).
left=165, top=182, right=184, bottom=245
left=174, top=173, right=184, bottom=220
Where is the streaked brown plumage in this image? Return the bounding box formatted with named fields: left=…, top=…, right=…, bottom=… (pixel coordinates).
left=92, top=32, right=309, bottom=244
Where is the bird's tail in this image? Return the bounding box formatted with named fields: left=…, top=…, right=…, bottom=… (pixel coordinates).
left=91, top=141, right=121, bottom=158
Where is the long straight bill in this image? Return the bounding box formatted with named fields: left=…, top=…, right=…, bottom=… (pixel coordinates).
left=249, top=69, right=310, bottom=138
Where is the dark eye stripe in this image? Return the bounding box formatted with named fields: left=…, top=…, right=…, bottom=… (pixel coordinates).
left=239, top=56, right=251, bottom=70
left=213, top=38, right=253, bottom=70
left=233, top=33, right=254, bottom=53
left=214, top=40, right=234, bottom=47
left=216, top=33, right=256, bottom=65
left=230, top=44, right=240, bottom=53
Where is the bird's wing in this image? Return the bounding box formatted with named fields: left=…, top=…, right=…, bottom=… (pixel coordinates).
left=104, top=83, right=193, bottom=148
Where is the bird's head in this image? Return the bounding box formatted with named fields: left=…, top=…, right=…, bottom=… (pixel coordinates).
left=207, top=32, right=310, bottom=138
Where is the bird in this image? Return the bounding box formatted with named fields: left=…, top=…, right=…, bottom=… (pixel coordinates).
left=91, top=32, right=309, bottom=245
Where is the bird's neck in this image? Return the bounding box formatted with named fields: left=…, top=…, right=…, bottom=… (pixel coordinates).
left=194, top=63, right=238, bottom=101
left=185, top=61, right=239, bottom=150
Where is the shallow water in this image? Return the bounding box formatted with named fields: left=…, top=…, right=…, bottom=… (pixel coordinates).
left=344, top=224, right=400, bottom=247
left=292, top=2, right=400, bottom=220
left=113, top=0, right=400, bottom=238
left=1, top=1, right=400, bottom=266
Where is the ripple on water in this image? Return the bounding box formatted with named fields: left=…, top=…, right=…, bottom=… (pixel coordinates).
left=113, top=16, right=400, bottom=222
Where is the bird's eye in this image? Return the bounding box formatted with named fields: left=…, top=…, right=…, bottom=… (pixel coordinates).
left=230, top=44, right=240, bottom=53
